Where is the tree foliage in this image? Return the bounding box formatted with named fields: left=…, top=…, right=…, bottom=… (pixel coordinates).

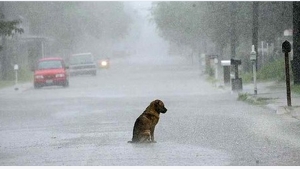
left=5, top=1, right=132, bottom=52
left=0, top=13, right=24, bottom=51
left=0, top=18, right=23, bottom=37
left=151, top=1, right=292, bottom=56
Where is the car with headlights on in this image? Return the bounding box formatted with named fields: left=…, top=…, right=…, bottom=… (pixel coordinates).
left=33, top=57, right=69, bottom=89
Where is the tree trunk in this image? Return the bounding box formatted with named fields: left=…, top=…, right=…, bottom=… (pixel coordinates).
left=0, top=36, right=9, bottom=80
left=252, top=2, right=259, bottom=70
left=230, top=2, right=237, bottom=59
left=292, top=1, right=300, bottom=85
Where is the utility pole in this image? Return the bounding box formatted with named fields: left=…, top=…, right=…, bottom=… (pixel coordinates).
left=252, top=1, right=259, bottom=70
left=292, top=2, right=300, bottom=85
left=230, top=2, right=237, bottom=59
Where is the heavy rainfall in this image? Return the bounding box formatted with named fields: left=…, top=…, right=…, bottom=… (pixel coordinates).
left=1, top=1, right=300, bottom=166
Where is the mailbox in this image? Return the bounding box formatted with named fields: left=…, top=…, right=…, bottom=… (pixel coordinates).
left=230, top=59, right=242, bottom=91
left=282, top=40, right=291, bottom=53
left=221, top=60, right=231, bottom=66
left=230, top=59, right=241, bottom=65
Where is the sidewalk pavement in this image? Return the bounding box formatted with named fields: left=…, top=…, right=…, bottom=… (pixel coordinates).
left=235, top=81, right=300, bottom=120
left=0, top=82, right=32, bottom=96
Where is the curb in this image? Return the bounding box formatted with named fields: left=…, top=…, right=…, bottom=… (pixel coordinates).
left=265, top=104, right=292, bottom=115
left=238, top=92, right=300, bottom=121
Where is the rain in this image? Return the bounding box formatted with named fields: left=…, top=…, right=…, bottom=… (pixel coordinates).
left=1, top=1, right=300, bottom=166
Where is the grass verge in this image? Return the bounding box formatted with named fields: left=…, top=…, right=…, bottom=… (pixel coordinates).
left=237, top=92, right=275, bottom=105
left=292, top=85, right=300, bottom=95
left=0, top=81, right=15, bottom=89
left=0, top=68, right=32, bottom=89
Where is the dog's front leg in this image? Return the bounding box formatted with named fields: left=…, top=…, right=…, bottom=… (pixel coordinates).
left=150, top=127, right=157, bottom=143
left=139, top=130, right=151, bottom=143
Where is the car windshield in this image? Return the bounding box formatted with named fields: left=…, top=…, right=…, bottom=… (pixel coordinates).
left=38, top=60, right=63, bottom=70
left=70, top=54, right=93, bottom=65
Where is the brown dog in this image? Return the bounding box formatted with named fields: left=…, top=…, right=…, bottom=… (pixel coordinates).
left=128, top=99, right=167, bottom=143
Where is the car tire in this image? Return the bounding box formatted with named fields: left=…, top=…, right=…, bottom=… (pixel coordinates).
left=63, top=80, right=69, bottom=87
left=34, top=83, right=41, bottom=89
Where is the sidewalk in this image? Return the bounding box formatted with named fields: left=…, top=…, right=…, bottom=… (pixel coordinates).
left=237, top=81, right=300, bottom=120
left=0, top=82, right=32, bottom=96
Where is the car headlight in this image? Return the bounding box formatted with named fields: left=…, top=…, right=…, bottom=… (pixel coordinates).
left=35, top=75, right=44, bottom=79
left=56, top=74, right=65, bottom=78
left=101, top=61, right=108, bottom=66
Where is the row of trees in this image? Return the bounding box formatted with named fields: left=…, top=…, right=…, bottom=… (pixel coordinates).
left=5, top=1, right=132, bottom=55
left=151, top=1, right=292, bottom=66
left=0, top=1, right=132, bottom=80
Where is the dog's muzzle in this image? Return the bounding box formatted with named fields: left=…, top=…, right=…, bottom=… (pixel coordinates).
left=161, top=108, right=167, bottom=113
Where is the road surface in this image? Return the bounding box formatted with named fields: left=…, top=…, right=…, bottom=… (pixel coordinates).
left=1, top=57, right=300, bottom=165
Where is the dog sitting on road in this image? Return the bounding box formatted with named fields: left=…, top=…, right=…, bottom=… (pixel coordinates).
left=128, top=99, right=167, bottom=143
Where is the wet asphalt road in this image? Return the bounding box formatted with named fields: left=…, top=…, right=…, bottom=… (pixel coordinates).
left=1, top=58, right=300, bottom=166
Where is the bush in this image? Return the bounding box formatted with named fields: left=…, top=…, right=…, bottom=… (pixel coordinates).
left=292, top=84, right=300, bottom=94
left=241, top=72, right=253, bottom=83
left=18, top=68, right=33, bottom=82
left=257, top=58, right=285, bottom=81
left=241, top=58, right=288, bottom=83
left=205, top=66, right=214, bottom=77
left=1, top=67, right=32, bottom=83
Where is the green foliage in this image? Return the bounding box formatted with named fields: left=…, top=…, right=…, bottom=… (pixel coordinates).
left=0, top=13, right=24, bottom=50
left=0, top=67, right=32, bottom=89
left=242, top=58, right=288, bottom=83
left=205, top=66, right=214, bottom=77
left=237, top=93, right=248, bottom=101
left=151, top=2, right=208, bottom=49
left=292, top=84, right=300, bottom=94
left=0, top=19, right=23, bottom=36
left=259, top=2, right=292, bottom=43
left=6, top=2, right=132, bottom=51
left=2, top=67, right=32, bottom=82
left=238, top=93, right=271, bottom=105
left=151, top=2, right=292, bottom=55
left=241, top=72, right=253, bottom=83
left=0, top=81, right=14, bottom=89
left=257, top=58, right=285, bottom=81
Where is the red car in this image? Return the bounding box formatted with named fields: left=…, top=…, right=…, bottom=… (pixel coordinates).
left=33, top=57, right=69, bottom=89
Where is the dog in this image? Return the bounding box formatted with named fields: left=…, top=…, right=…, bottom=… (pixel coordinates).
left=128, top=99, right=167, bottom=143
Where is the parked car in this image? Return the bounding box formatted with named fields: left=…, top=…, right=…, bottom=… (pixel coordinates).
left=69, top=53, right=97, bottom=76
left=33, top=57, right=69, bottom=89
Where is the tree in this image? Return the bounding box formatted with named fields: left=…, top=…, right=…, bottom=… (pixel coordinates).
left=151, top=1, right=292, bottom=62
left=6, top=1, right=132, bottom=56
left=292, top=1, right=300, bottom=85
left=151, top=2, right=209, bottom=55
left=0, top=3, right=24, bottom=80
